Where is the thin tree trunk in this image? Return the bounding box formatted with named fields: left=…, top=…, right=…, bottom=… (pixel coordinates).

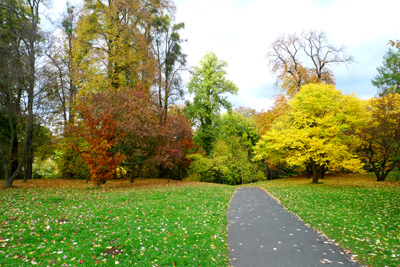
left=11, top=122, right=19, bottom=178
left=24, top=138, right=33, bottom=182
left=130, top=167, right=135, bottom=183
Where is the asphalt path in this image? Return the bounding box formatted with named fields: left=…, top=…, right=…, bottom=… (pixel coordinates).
left=227, top=187, right=360, bottom=267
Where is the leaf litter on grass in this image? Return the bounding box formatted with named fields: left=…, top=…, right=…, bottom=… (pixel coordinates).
left=0, top=179, right=236, bottom=266
left=254, top=174, right=400, bottom=267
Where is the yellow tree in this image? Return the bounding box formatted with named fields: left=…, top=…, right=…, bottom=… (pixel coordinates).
left=254, top=83, right=367, bottom=183
left=358, top=93, right=400, bottom=181
left=74, top=0, right=173, bottom=92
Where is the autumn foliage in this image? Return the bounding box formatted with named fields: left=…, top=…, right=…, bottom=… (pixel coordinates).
left=358, top=93, right=400, bottom=181
left=254, top=84, right=367, bottom=183
left=70, top=84, right=193, bottom=184
left=71, top=101, right=126, bottom=185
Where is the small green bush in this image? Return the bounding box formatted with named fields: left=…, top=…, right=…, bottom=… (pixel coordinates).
left=387, top=169, right=400, bottom=181
left=253, top=169, right=266, bottom=182
left=33, top=158, right=59, bottom=179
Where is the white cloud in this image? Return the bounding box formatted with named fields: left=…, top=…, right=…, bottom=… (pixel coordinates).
left=175, top=0, right=400, bottom=111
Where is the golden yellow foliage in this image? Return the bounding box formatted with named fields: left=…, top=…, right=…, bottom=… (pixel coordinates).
left=254, top=83, right=368, bottom=183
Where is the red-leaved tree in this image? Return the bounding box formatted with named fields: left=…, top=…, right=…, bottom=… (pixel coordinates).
left=72, top=101, right=126, bottom=186
left=72, top=84, right=194, bottom=182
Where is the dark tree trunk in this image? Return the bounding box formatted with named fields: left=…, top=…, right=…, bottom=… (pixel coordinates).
left=375, top=169, right=391, bottom=182
left=306, top=164, right=311, bottom=179
left=130, top=167, right=135, bottom=183
left=4, top=174, right=13, bottom=187
left=310, top=161, right=320, bottom=183
left=11, top=119, right=19, bottom=178
left=370, top=159, right=393, bottom=182
left=24, top=128, right=33, bottom=182
left=24, top=136, right=33, bottom=183
left=320, top=166, right=327, bottom=179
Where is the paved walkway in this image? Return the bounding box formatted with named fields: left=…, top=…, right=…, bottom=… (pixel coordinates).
left=228, top=187, right=360, bottom=267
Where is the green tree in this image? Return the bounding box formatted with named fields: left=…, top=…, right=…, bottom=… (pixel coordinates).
left=219, top=111, right=259, bottom=151
left=186, top=52, right=238, bottom=155
left=371, top=48, right=400, bottom=96
left=188, top=136, right=265, bottom=185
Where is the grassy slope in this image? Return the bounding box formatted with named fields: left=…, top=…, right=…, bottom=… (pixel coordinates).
left=0, top=179, right=236, bottom=266
left=253, top=174, right=400, bottom=267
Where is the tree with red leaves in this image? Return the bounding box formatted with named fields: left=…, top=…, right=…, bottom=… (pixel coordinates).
left=72, top=101, right=126, bottom=186
left=73, top=85, right=194, bottom=182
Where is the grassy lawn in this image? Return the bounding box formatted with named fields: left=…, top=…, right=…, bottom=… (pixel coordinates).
left=253, top=174, right=400, bottom=267
left=2, top=175, right=399, bottom=267
left=0, top=179, right=236, bottom=266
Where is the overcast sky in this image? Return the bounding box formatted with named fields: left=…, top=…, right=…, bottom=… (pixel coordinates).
left=48, top=0, right=400, bottom=111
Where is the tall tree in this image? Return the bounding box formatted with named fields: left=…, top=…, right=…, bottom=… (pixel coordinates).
left=43, top=2, right=84, bottom=179
left=371, top=48, right=400, bottom=96
left=0, top=0, right=45, bottom=187
left=186, top=52, right=238, bottom=155
left=45, top=1, right=80, bottom=130
left=74, top=0, right=173, bottom=92
left=268, top=30, right=353, bottom=97
left=0, top=0, right=24, bottom=182
left=151, top=14, right=186, bottom=120
left=254, top=84, right=367, bottom=183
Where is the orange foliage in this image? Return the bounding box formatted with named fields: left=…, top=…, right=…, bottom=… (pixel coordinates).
left=255, top=94, right=289, bottom=135
left=71, top=103, right=126, bottom=185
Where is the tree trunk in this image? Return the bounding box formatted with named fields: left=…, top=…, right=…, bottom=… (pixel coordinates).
left=24, top=140, right=33, bottom=182
left=306, top=164, right=311, bottom=179
left=4, top=176, right=13, bottom=187
left=320, top=166, right=326, bottom=179
left=310, top=161, right=320, bottom=183
left=371, top=160, right=393, bottom=182
left=11, top=119, right=19, bottom=178
left=375, top=169, right=391, bottom=182
left=130, top=167, right=135, bottom=183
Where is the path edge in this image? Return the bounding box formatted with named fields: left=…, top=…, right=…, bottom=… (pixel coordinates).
left=256, top=186, right=362, bottom=266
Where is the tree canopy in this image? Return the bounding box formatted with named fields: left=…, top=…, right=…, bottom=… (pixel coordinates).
left=186, top=51, right=238, bottom=155
left=371, top=48, right=400, bottom=96
left=357, top=93, right=400, bottom=181
left=254, top=83, right=367, bottom=183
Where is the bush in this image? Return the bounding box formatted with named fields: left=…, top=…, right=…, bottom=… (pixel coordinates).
left=32, top=158, right=59, bottom=179
left=387, top=169, right=400, bottom=182
left=253, top=169, right=266, bottom=182
left=188, top=137, right=266, bottom=185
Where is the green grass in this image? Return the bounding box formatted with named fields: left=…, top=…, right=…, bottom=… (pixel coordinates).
left=254, top=175, right=400, bottom=267
left=0, top=182, right=235, bottom=266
